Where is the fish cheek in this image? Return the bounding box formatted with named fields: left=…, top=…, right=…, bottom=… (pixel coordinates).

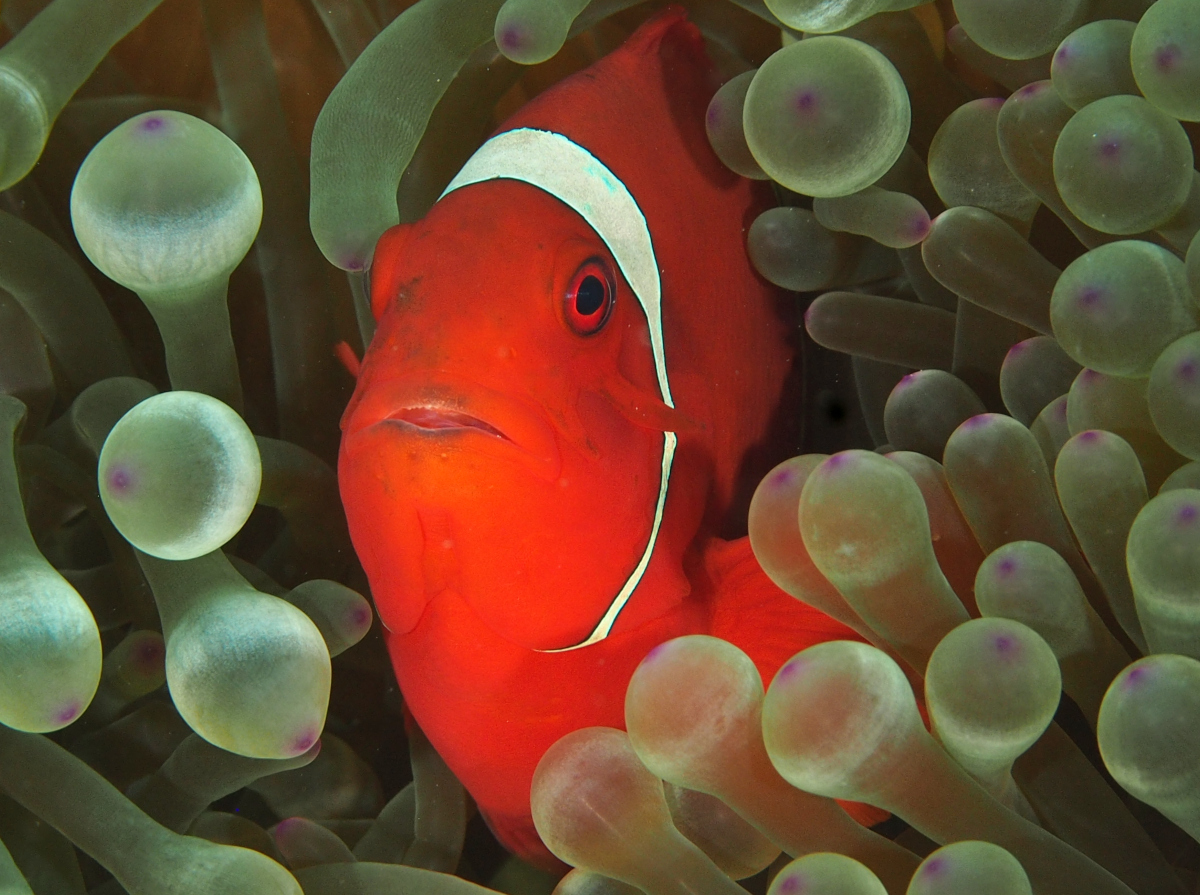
left=343, top=431, right=548, bottom=637
left=338, top=419, right=616, bottom=649
left=455, top=434, right=660, bottom=649
left=338, top=435, right=429, bottom=635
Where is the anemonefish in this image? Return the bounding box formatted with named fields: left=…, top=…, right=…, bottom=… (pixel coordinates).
left=338, top=8, right=881, bottom=867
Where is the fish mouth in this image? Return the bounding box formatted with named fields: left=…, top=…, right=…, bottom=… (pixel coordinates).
left=343, top=377, right=562, bottom=482
left=390, top=407, right=510, bottom=441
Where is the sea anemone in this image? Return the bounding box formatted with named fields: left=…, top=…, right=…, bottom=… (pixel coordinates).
left=1, top=0, right=1198, bottom=893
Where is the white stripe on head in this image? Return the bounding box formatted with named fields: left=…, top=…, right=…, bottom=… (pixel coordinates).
left=439, top=127, right=675, bottom=651
left=440, top=127, right=672, bottom=408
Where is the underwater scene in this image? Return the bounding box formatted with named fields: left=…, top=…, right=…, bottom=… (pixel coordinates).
left=2, top=0, right=1200, bottom=892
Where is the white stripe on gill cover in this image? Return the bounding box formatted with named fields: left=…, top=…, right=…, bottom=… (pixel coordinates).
left=439, top=127, right=676, bottom=652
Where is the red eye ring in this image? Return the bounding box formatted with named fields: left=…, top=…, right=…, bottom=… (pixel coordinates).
left=564, top=259, right=615, bottom=336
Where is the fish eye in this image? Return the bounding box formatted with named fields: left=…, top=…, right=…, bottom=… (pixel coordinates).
left=564, top=259, right=615, bottom=336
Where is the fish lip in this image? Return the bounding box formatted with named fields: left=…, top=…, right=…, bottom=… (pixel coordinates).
left=344, top=377, right=562, bottom=482
left=387, top=407, right=511, bottom=442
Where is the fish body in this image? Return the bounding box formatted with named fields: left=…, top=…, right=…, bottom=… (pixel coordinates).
left=339, top=9, right=871, bottom=866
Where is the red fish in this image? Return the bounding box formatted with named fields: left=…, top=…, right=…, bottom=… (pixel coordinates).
left=338, top=9, right=877, bottom=867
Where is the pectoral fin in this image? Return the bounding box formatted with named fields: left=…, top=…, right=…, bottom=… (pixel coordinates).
left=599, top=375, right=702, bottom=434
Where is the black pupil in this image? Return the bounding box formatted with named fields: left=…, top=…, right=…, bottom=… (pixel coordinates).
left=575, top=275, right=606, bottom=317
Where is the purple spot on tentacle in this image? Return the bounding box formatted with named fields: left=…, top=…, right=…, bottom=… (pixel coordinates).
left=993, top=634, right=1018, bottom=656
left=777, top=658, right=808, bottom=683
left=707, top=103, right=722, bottom=127
left=339, top=251, right=368, bottom=272
left=350, top=604, right=372, bottom=628
left=1098, top=137, right=1122, bottom=160
left=1175, top=358, right=1198, bottom=383
left=1055, top=44, right=1072, bottom=65
left=1054, top=399, right=1068, bottom=420
left=963, top=413, right=992, bottom=429
left=1122, top=664, right=1151, bottom=691
left=107, top=465, right=135, bottom=495
left=54, top=702, right=81, bottom=725
left=1078, top=430, right=1102, bottom=444
left=290, top=728, right=319, bottom=756
left=1008, top=341, right=1028, bottom=356
left=793, top=88, right=819, bottom=116
left=138, top=115, right=166, bottom=133
left=1176, top=503, right=1198, bottom=526
left=1156, top=43, right=1182, bottom=72
left=499, top=24, right=528, bottom=52
left=1076, top=286, right=1104, bottom=311
left=921, top=857, right=948, bottom=878
left=644, top=641, right=672, bottom=664
left=777, top=874, right=805, bottom=895
left=1081, top=369, right=1102, bottom=384
left=906, top=213, right=931, bottom=241
left=823, top=452, right=851, bottom=471
left=136, top=637, right=165, bottom=668
left=771, top=466, right=795, bottom=488
left=996, top=555, right=1019, bottom=578
left=1017, top=81, right=1046, bottom=98
left=982, top=96, right=1005, bottom=108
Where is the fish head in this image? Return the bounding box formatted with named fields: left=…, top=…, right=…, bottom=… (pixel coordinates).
left=339, top=179, right=701, bottom=652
